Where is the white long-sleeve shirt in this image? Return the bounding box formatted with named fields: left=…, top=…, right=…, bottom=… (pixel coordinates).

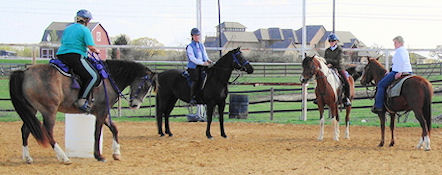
left=391, top=46, right=412, bottom=72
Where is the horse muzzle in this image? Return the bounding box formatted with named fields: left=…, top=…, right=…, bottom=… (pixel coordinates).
left=299, top=76, right=308, bottom=84
left=129, top=99, right=142, bottom=109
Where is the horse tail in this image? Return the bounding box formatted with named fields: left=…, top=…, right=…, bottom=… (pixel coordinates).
left=422, top=80, right=433, bottom=135
left=9, top=70, right=50, bottom=147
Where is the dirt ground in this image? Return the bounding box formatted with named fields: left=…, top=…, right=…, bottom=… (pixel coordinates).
left=0, top=121, right=441, bottom=175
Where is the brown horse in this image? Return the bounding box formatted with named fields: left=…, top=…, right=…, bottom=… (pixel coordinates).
left=9, top=60, right=156, bottom=164
left=300, top=55, right=355, bottom=141
left=360, top=58, right=433, bottom=150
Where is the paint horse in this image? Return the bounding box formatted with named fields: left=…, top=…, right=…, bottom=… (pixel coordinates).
left=300, top=55, right=355, bottom=141
left=9, top=59, right=156, bottom=164
left=154, top=48, right=253, bottom=139
left=360, top=58, right=432, bottom=150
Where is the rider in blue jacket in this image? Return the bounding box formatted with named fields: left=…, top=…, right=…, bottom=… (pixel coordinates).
left=186, top=28, right=212, bottom=104
left=56, top=9, right=101, bottom=112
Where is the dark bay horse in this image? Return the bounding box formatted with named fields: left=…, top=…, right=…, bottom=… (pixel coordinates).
left=300, top=55, right=355, bottom=141
left=9, top=60, right=156, bottom=164
left=155, top=48, right=253, bottom=139
left=360, top=58, right=433, bottom=150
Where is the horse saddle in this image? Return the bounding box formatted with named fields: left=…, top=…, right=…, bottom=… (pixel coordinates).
left=181, top=70, right=208, bottom=90
left=386, top=75, right=414, bottom=98
left=49, top=58, right=106, bottom=89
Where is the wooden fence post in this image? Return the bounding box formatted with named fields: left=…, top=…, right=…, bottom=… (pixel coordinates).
left=270, top=87, right=274, bottom=120
left=32, top=47, right=37, bottom=65
left=117, top=48, right=122, bottom=117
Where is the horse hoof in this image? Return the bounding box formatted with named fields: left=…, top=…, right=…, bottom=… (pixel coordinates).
left=98, top=159, right=107, bottom=163
left=378, top=143, right=384, bottom=147
left=168, top=134, right=173, bottom=137
left=317, top=137, right=323, bottom=141
left=424, top=148, right=431, bottom=151
left=113, top=154, right=121, bottom=160
left=24, top=157, right=33, bottom=164
left=159, top=134, right=165, bottom=137
left=207, top=136, right=213, bottom=140
left=389, top=142, right=395, bottom=147
left=63, top=160, right=73, bottom=165
left=221, top=135, right=227, bottom=138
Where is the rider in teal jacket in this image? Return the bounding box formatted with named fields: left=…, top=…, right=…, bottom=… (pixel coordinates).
left=56, top=9, right=101, bottom=112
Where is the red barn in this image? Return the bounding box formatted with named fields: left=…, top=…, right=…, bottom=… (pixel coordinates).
left=40, top=22, right=110, bottom=59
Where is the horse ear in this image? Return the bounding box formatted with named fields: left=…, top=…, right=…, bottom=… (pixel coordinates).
left=236, top=47, right=241, bottom=52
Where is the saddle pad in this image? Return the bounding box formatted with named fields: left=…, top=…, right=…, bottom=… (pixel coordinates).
left=387, top=75, right=413, bottom=97
left=49, top=59, right=72, bottom=77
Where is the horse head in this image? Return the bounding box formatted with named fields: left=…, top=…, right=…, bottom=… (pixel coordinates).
left=231, top=47, right=254, bottom=74
left=300, top=55, right=319, bottom=84
left=360, top=57, right=385, bottom=86
left=128, top=70, right=156, bottom=109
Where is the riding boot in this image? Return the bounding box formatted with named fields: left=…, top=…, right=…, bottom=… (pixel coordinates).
left=74, top=98, right=91, bottom=113
left=340, top=72, right=351, bottom=107
left=189, top=81, right=197, bottom=104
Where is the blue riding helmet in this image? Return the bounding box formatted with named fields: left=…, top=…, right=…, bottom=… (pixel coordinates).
left=328, top=33, right=339, bottom=42
left=77, top=9, right=93, bottom=19
left=191, top=28, right=201, bottom=36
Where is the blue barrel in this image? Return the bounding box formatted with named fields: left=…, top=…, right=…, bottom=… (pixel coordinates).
left=229, top=94, right=248, bottom=119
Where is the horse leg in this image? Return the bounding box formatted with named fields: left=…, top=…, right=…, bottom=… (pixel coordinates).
left=21, top=124, right=33, bottom=164
left=318, top=105, right=325, bottom=141
left=414, top=110, right=431, bottom=151
left=156, top=97, right=164, bottom=137
left=377, top=113, right=386, bottom=147
left=104, top=120, right=120, bottom=160
left=218, top=102, right=227, bottom=138
left=41, top=112, right=72, bottom=164
left=344, top=106, right=351, bottom=139
left=164, top=98, right=178, bottom=137
left=388, top=113, right=395, bottom=147
left=94, top=119, right=106, bottom=162
left=331, top=105, right=340, bottom=141
left=205, top=103, right=215, bottom=139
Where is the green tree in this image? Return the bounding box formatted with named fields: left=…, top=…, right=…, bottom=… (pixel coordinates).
left=130, top=37, right=165, bottom=60
left=111, top=34, right=130, bottom=59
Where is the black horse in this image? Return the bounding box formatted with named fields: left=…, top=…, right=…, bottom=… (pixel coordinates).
left=155, top=48, right=253, bottom=139
left=9, top=59, right=155, bottom=164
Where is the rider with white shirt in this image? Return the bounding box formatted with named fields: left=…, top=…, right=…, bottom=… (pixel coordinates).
left=372, top=36, right=412, bottom=113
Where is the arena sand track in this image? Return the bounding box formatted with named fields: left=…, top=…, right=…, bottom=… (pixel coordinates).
left=0, top=121, right=441, bottom=174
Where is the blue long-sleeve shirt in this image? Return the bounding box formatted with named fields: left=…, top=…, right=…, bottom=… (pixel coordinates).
left=186, top=41, right=211, bottom=69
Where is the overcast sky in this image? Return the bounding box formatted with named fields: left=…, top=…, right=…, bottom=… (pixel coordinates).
left=1, top=0, right=442, bottom=49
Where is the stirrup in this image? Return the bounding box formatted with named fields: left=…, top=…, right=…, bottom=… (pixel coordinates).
left=75, top=99, right=91, bottom=113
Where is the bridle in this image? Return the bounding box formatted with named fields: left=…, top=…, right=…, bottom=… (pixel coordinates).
left=130, top=74, right=154, bottom=100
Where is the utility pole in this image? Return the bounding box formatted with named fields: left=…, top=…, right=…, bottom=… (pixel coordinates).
left=217, top=0, right=222, bottom=57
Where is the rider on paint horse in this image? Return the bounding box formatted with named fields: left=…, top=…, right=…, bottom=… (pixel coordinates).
left=56, top=9, right=102, bottom=112
left=314, top=33, right=351, bottom=107
left=371, top=36, right=412, bottom=113
left=186, top=28, right=212, bottom=104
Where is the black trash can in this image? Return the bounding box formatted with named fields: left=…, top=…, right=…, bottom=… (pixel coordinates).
left=229, top=94, right=248, bottom=119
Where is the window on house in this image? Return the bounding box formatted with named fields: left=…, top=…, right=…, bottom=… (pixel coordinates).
left=96, top=32, right=101, bottom=42
left=41, top=48, right=54, bottom=58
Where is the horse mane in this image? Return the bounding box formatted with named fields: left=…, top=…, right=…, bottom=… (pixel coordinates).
left=313, top=55, right=330, bottom=75
left=369, top=58, right=386, bottom=70
left=105, top=60, right=150, bottom=86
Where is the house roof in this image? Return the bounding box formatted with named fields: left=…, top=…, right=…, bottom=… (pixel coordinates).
left=321, top=31, right=365, bottom=48
left=41, top=22, right=109, bottom=44
left=269, top=29, right=298, bottom=49
left=217, top=22, right=246, bottom=29
left=254, top=28, right=285, bottom=41
left=222, top=32, right=258, bottom=42
left=295, top=25, right=325, bottom=44
left=45, top=22, right=101, bottom=32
